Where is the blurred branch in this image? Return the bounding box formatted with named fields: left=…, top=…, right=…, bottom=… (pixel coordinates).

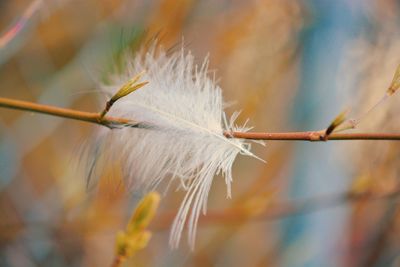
left=0, top=0, right=44, bottom=64
left=362, top=201, right=400, bottom=267
left=151, top=187, right=400, bottom=231
left=0, top=188, right=399, bottom=238
left=1, top=96, right=400, bottom=141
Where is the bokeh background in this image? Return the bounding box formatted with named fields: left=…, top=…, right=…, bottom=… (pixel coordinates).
left=1, top=0, right=400, bottom=266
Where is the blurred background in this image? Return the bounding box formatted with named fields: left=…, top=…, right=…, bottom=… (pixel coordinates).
left=1, top=0, right=400, bottom=266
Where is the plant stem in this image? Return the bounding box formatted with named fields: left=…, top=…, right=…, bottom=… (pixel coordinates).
left=151, top=187, right=400, bottom=230
left=1, top=96, right=400, bottom=141
left=0, top=97, right=135, bottom=128
left=230, top=131, right=400, bottom=141
left=110, top=255, right=125, bottom=267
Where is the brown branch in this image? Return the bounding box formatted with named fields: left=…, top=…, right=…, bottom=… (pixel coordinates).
left=229, top=131, right=400, bottom=141
left=1, top=96, right=400, bottom=141
left=0, top=189, right=399, bottom=236
left=110, top=256, right=125, bottom=267
left=0, top=97, right=137, bottom=128
left=362, top=200, right=400, bottom=267
left=151, top=188, right=400, bottom=231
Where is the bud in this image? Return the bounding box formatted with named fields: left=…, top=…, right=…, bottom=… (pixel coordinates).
left=100, top=71, right=148, bottom=118
left=111, top=71, right=148, bottom=102
left=325, top=109, right=349, bottom=136
left=127, top=192, right=160, bottom=233
left=387, top=63, right=400, bottom=96
left=114, top=192, right=160, bottom=260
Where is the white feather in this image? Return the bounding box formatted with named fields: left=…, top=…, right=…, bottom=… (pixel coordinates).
left=90, top=45, right=261, bottom=249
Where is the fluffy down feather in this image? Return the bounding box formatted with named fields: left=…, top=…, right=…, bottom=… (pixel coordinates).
left=89, top=46, right=260, bottom=249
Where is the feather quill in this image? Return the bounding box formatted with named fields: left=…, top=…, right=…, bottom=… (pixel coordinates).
left=89, top=45, right=261, bottom=249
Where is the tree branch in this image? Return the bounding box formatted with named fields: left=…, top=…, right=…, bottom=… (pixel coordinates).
left=1, top=96, right=400, bottom=141
left=151, top=188, right=400, bottom=231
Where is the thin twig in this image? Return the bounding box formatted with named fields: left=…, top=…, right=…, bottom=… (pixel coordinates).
left=229, top=131, right=400, bottom=141
left=1, top=96, right=400, bottom=141
left=151, top=188, right=400, bottom=231
left=0, top=97, right=137, bottom=128
left=110, top=256, right=124, bottom=267
left=362, top=200, right=400, bottom=267
left=0, top=189, right=398, bottom=234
